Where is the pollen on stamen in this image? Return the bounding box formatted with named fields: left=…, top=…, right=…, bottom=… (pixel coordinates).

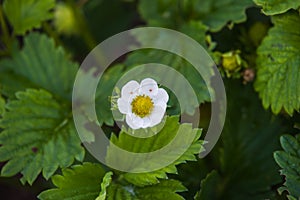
left=131, top=95, right=154, bottom=118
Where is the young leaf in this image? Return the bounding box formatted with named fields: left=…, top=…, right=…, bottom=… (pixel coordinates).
left=38, top=162, right=106, bottom=200
left=107, top=116, right=204, bottom=187
left=0, top=33, right=78, bottom=100
left=254, top=0, right=300, bottom=15
left=255, top=12, right=300, bottom=115
left=0, top=89, right=84, bottom=184
left=138, top=0, right=254, bottom=32
left=274, top=134, right=300, bottom=199
left=39, top=162, right=186, bottom=200
left=96, top=172, right=113, bottom=200
left=3, top=0, right=55, bottom=35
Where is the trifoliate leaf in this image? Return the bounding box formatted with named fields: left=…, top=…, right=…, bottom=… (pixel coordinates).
left=3, top=0, right=55, bottom=35
left=96, top=172, right=113, bottom=200
left=255, top=12, right=300, bottom=116
left=0, top=89, right=84, bottom=184
left=38, top=163, right=106, bottom=200
left=107, top=116, right=204, bottom=187
left=39, top=162, right=186, bottom=200
left=138, top=0, right=254, bottom=31
left=274, top=134, right=300, bottom=199
left=0, top=32, right=78, bottom=100
left=254, top=0, right=300, bottom=15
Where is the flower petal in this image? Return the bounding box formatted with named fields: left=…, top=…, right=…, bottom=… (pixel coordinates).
left=156, top=88, right=169, bottom=103
left=149, top=105, right=166, bottom=127
left=154, top=100, right=167, bottom=111
left=139, top=78, right=158, bottom=96
left=141, top=117, right=152, bottom=128
left=121, top=80, right=140, bottom=100
left=126, top=114, right=143, bottom=129
left=117, top=98, right=129, bottom=114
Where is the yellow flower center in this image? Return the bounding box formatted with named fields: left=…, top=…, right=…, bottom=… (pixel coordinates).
left=131, top=95, right=154, bottom=118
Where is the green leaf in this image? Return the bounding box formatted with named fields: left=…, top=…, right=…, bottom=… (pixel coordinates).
left=195, top=80, right=286, bottom=199
left=0, top=95, right=5, bottom=116
left=274, top=134, right=300, bottom=199
left=0, top=32, right=78, bottom=100
left=3, top=0, right=55, bottom=35
left=138, top=0, right=254, bottom=31
left=194, top=170, right=221, bottom=200
left=96, top=172, right=113, bottom=200
left=0, top=89, right=84, bottom=184
left=134, top=179, right=187, bottom=200
left=218, top=81, right=285, bottom=199
left=39, top=162, right=186, bottom=200
left=107, top=116, right=204, bottom=187
left=107, top=179, right=186, bottom=200
left=255, top=12, right=300, bottom=115
left=254, top=0, right=300, bottom=15
left=38, top=162, right=106, bottom=200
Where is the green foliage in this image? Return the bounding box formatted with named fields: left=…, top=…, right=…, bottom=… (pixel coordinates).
left=3, top=0, right=55, bottom=35
left=254, top=0, right=300, bottom=15
left=107, top=116, right=203, bottom=187
left=0, top=95, right=5, bottom=115
left=0, top=33, right=78, bottom=100
left=138, top=0, right=254, bottom=31
left=125, top=21, right=211, bottom=115
left=96, top=64, right=126, bottom=126
left=274, top=134, right=300, bottom=199
left=0, top=89, right=84, bottom=184
left=96, top=172, right=113, bottom=200
left=194, top=170, right=220, bottom=200
left=39, top=162, right=186, bottom=200
left=195, top=81, right=286, bottom=199
left=255, top=12, right=300, bottom=116
left=38, top=162, right=106, bottom=200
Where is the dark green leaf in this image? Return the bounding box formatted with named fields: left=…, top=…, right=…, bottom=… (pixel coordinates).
left=3, top=0, right=55, bottom=35
left=274, top=134, right=300, bottom=198
left=254, top=0, right=300, bottom=15
left=255, top=12, right=300, bottom=115
left=138, top=0, right=254, bottom=31
left=0, top=33, right=78, bottom=100
left=0, top=89, right=84, bottom=184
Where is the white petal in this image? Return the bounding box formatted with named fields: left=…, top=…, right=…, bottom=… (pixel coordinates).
left=155, top=88, right=169, bottom=103
left=141, top=117, right=152, bottom=128
left=121, top=80, right=140, bottom=100
left=139, top=78, right=158, bottom=96
left=154, top=100, right=167, bottom=111
left=117, top=98, right=129, bottom=114
left=126, top=114, right=143, bottom=129
left=149, top=106, right=166, bottom=127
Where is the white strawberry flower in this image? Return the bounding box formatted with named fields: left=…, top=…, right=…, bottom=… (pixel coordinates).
left=117, top=78, right=169, bottom=129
